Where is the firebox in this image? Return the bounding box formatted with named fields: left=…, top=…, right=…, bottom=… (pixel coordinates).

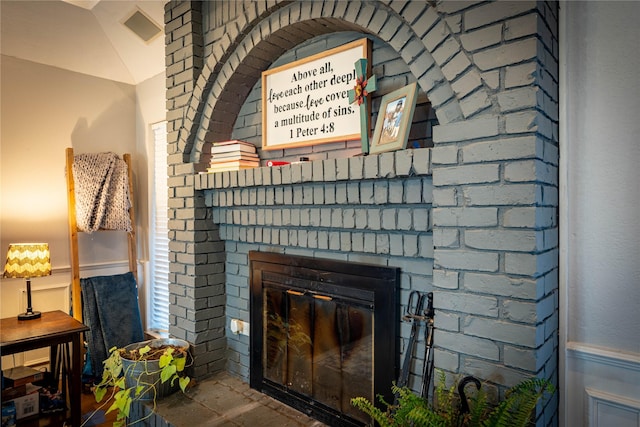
left=249, top=251, right=399, bottom=426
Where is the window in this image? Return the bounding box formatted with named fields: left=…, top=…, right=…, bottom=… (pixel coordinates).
left=148, top=121, right=169, bottom=334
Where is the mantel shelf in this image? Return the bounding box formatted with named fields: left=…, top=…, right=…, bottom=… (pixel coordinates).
left=195, top=148, right=431, bottom=191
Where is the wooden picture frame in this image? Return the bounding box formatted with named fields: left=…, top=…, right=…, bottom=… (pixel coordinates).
left=261, top=38, right=371, bottom=151
left=369, top=82, right=418, bottom=155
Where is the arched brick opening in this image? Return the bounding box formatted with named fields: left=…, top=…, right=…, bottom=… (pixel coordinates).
left=179, top=1, right=492, bottom=166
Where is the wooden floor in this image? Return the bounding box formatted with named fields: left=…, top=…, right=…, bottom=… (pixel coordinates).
left=80, top=386, right=118, bottom=426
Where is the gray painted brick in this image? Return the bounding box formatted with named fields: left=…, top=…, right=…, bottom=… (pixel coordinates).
left=364, top=155, right=379, bottom=179
left=422, top=179, right=433, bottom=203
left=379, top=152, right=396, bottom=178
left=434, top=348, right=460, bottom=372
left=433, top=116, right=499, bottom=143
left=464, top=1, right=537, bottom=31
left=505, top=61, right=537, bottom=89
left=505, top=110, right=539, bottom=134
left=505, top=159, right=557, bottom=185
left=433, top=207, right=498, bottom=227
left=435, top=249, right=499, bottom=272
left=405, top=179, right=423, bottom=203
left=354, top=208, right=367, bottom=229
left=363, top=233, right=376, bottom=253
left=397, top=208, right=413, bottom=231
left=464, top=358, right=530, bottom=389
left=463, top=274, right=537, bottom=301
left=323, top=158, right=337, bottom=181
left=506, top=249, right=558, bottom=277
left=481, top=70, right=499, bottom=90
left=360, top=181, right=374, bottom=204
left=390, top=234, right=403, bottom=256
left=465, top=229, right=538, bottom=252
left=460, top=24, right=502, bottom=52
left=348, top=156, right=364, bottom=180
left=497, top=87, right=539, bottom=112
left=465, top=317, right=539, bottom=348
left=431, top=145, right=458, bottom=165
left=374, top=181, right=389, bottom=204
left=435, top=330, right=500, bottom=361
left=423, top=19, right=448, bottom=51
left=504, top=345, right=537, bottom=372
left=312, top=160, right=324, bottom=181
left=413, top=209, right=429, bottom=232
left=505, top=14, right=538, bottom=41
left=381, top=208, right=397, bottom=230
left=462, top=136, right=539, bottom=163
left=434, top=164, right=499, bottom=186
left=433, top=269, right=459, bottom=290
left=376, top=234, right=390, bottom=254
left=463, top=184, right=540, bottom=206
left=442, top=51, right=472, bottom=82
left=436, top=291, right=498, bottom=317
left=432, top=37, right=461, bottom=65
left=311, top=185, right=325, bottom=205
left=432, top=188, right=457, bottom=206
left=503, top=299, right=537, bottom=323
left=389, top=181, right=404, bottom=204
left=473, top=38, right=538, bottom=71
left=412, top=148, right=431, bottom=174
left=337, top=208, right=352, bottom=229
left=352, top=232, right=364, bottom=252
left=451, top=68, right=482, bottom=99
left=503, top=207, right=543, bottom=228
left=347, top=182, right=360, bottom=204
left=460, top=89, right=492, bottom=118
left=404, top=234, right=419, bottom=257
left=396, top=150, right=413, bottom=176
left=433, top=228, right=459, bottom=248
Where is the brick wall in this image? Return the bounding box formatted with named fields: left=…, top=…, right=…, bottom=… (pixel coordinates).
left=165, top=1, right=559, bottom=424
left=195, top=149, right=433, bottom=379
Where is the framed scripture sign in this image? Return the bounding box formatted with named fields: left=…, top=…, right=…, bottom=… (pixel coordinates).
left=261, top=38, right=371, bottom=150
left=370, top=82, right=418, bottom=155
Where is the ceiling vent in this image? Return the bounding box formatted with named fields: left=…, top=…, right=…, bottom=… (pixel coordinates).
left=123, top=9, right=162, bottom=43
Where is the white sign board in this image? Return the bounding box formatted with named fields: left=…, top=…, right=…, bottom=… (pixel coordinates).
left=262, top=38, right=371, bottom=150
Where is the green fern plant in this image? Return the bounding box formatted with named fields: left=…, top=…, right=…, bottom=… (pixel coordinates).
left=351, top=372, right=555, bottom=427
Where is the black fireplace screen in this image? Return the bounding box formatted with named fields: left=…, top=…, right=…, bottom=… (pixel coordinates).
left=250, top=252, right=399, bottom=427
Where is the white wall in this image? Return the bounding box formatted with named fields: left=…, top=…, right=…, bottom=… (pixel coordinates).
left=0, top=56, right=137, bottom=319
left=134, top=71, right=167, bottom=326
left=561, top=1, right=640, bottom=425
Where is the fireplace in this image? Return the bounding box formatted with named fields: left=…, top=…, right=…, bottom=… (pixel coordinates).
left=249, top=251, right=400, bottom=426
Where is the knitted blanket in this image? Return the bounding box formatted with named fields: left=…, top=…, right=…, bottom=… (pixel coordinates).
left=73, top=152, right=132, bottom=232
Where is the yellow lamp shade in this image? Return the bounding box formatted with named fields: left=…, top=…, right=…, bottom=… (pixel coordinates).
left=3, top=243, right=52, bottom=279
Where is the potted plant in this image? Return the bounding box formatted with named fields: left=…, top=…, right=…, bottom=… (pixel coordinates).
left=83, top=338, right=191, bottom=427
left=351, top=371, right=555, bottom=427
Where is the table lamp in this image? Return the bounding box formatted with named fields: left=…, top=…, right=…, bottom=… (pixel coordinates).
left=3, top=243, right=51, bottom=320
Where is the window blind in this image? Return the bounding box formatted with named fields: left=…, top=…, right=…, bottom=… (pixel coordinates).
left=149, top=121, right=169, bottom=333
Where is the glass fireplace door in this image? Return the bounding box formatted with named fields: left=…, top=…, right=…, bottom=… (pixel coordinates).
left=263, top=287, right=373, bottom=423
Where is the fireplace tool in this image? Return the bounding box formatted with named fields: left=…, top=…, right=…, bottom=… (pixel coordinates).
left=396, top=290, right=427, bottom=399
left=420, top=292, right=435, bottom=400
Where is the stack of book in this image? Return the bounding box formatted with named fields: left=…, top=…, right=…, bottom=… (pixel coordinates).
left=2, top=366, right=44, bottom=421
left=207, top=140, right=259, bottom=173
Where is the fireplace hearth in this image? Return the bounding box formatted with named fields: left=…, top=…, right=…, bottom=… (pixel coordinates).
left=249, top=251, right=400, bottom=426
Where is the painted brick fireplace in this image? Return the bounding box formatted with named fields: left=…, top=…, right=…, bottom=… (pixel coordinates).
left=165, top=1, right=559, bottom=425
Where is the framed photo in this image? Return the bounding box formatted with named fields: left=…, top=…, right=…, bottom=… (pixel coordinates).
left=370, top=82, right=418, bottom=155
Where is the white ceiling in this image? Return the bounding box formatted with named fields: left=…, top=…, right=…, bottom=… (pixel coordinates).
left=0, top=0, right=166, bottom=85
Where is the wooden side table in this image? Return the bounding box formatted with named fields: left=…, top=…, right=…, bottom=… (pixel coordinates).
left=1, top=310, right=89, bottom=426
